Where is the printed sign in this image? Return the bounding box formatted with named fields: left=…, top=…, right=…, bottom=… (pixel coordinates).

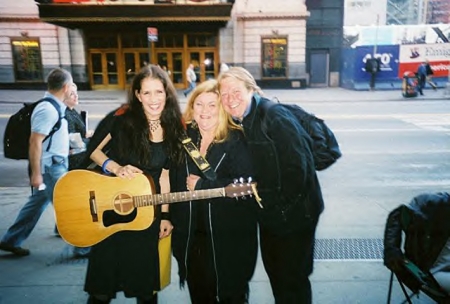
left=355, top=45, right=400, bottom=80
left=398, top=43, right=450, bottom=77
left=147, top=27, right=158, bottom=42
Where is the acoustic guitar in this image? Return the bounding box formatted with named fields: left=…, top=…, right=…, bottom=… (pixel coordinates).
left=53, top=170, right=259, bottom=247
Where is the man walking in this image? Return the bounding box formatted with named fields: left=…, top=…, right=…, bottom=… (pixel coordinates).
left=183, top=63, right=197, bottom=97
left=416, top=61, right=427, bottom=95
left=0, top=68, right=73, bottom=256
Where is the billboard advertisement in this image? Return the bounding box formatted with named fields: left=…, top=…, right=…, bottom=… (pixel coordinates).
left=355, top=45, right=400, bottom=80
left=398, top=43, right=450, bottom=77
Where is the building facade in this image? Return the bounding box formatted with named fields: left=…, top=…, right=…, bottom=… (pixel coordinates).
left=0, top=0, right=318, bottom=90
left=344, top=0, right=386, bottom=26
left=306, top=0, right=344, bottom=87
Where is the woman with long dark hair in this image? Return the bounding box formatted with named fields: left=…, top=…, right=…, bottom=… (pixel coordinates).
left=84, top=65, right=185, bottom=304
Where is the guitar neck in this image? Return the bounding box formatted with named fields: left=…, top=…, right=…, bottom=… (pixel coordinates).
left=134, top=188, right=225, bottom=207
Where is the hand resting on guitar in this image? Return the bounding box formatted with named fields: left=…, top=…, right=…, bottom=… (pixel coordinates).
left=53, top=170, right=258, bottom=247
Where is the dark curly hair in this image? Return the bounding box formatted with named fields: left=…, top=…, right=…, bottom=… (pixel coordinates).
left=115, top=64, right=185, bottom=166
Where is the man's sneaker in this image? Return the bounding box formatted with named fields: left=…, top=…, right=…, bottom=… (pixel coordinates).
left=0, top=242, right=30, bottom=256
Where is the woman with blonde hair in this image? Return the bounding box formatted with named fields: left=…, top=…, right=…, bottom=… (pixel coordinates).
left=218, top=67, right=324, bottom=304
left=170, top=79, right=258, bottom=304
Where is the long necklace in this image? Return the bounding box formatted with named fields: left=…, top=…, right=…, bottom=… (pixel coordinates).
left=148, top=119, right=161, bottom=133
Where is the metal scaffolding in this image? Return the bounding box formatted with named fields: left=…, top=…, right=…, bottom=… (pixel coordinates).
left=387, top=0, right=428, bottom=25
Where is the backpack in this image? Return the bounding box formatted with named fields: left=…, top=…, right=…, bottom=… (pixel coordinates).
left=260, top=98, right=342, bottom=171
left=3, top=97, right=62, bottom=160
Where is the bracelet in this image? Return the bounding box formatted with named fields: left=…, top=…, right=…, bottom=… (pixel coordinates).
left=161, top=212, right=171, bottom=221
left=102, top=158, right=112, bottom=174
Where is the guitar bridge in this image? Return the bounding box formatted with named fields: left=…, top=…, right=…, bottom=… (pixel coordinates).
left=89, top=191, right=98, bottom=222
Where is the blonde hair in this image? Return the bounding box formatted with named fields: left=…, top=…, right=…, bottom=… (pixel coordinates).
left=184, top=79, right=241, bottom=143
left=217, top=67, right=264, bottom=96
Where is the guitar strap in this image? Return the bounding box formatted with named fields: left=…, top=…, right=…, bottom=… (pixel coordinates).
left=179, top=132, right=217, bottom=181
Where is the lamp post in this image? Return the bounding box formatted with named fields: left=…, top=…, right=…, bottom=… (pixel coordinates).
left=369, top=14, right=380, bottom=91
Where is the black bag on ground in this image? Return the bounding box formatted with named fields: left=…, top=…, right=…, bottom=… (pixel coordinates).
left=4, top=98, right=61, bottom=160
left=260, top=98, right=342, bottom=171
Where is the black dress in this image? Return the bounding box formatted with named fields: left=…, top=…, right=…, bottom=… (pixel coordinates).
left=84, top=115, right=168, bottom=299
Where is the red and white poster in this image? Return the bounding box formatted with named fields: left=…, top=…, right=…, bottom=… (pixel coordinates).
left=398, top=43, right=450, bottom=77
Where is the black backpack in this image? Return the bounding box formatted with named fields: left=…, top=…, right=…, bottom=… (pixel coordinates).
left=4, top=97, right=62, bottom=160
left=260, top=98, right=342, bottom=171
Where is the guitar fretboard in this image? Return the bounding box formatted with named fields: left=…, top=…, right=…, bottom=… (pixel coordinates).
left=133, top=188, right=225, bottom=207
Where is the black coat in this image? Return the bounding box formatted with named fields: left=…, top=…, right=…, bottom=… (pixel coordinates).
left=384, top=192, right=450, bottom=272
left=242, top=95, right=324, bottom=234
left=170, top=125, right=258, bottom=299
left=65, top=107, right=89, bottom=170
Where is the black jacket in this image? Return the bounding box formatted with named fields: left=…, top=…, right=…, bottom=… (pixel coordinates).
left=170, top=125, right=258, bottom=299
left=241, top=95, right=324, bottom=234
left=384, top=192, right=450, bottom=272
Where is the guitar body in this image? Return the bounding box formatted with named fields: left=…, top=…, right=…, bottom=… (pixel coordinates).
left=53, top=170, right=156, bottom=247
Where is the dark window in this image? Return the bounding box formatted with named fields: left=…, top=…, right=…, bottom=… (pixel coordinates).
left=11, top=38, right=43, bottom=82
left=86, top=34, right=118, bottom=48
left=122, top=33, right=148, bottom=48
left=154, top=34, right=184, bottom=48
left=261, top=37, right=287, bottom=78
left=187, top=34, right=217, bottom=47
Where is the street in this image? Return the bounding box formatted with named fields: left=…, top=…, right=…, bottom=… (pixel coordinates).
left=0, top=89, right=449, bottom=303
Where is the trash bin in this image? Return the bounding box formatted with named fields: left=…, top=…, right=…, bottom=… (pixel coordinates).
left=402, top=71, right=418, bottom=98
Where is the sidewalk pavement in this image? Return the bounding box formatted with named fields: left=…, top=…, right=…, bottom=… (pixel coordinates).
left=0, top=87, right=444, bottom=303
left=0, top=187, right=436, bottom=304
left=0, top=86, right=449, bottom=105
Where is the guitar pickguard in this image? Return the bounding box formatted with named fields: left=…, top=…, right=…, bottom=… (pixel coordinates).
left=103, top=208, right=137, bottom=227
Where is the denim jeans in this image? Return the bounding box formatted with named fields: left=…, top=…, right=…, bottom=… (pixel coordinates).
left=1, top=159, right=67, bottom=247
left=183, top=81, right=196, bottom=96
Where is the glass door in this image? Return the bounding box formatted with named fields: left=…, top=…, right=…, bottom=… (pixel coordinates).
left=188, top=51, right=217, bottom=84
left=89, top=51, right=120, bottom=89
left=156, top=51, right=184, bottom=89
left=204, top=52, right=216, bottom=80
left=171, top=52, right=183, bottom=88
left=124, top=52, right=149, bottom=86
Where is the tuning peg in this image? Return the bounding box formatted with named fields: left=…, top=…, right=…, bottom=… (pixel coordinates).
left=239, top=177, right=244, bottom=184
left=233, top=178, right=238, bottom=184
left=247, top=176, right=252, bottom=184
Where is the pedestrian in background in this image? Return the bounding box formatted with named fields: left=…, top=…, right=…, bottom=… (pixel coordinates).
left=170, top=79, right=258, bottom=303
left=425, top=60, right=437, bottom=90
left=183, top=63, right=197, bottom=97
left=0, top=68, right=73, bottom=256
left=416, top=61, right=428, bottom=95
left=64, top=83, right=92, bottom=258
left=84, top=65, right=185, bottom=304
left=65, top=83, right=93, bottom=171
left=218, top=67, right=324, bottom=304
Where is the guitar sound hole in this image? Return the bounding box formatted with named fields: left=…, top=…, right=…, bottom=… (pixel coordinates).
left=103, top=208, right=137, bottom=227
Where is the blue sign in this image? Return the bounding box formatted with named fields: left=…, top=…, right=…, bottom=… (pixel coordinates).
left=355, top=45, right=400, bottom=80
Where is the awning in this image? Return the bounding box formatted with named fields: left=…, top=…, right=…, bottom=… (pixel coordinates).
left=37, top=3, right=233, bottom=30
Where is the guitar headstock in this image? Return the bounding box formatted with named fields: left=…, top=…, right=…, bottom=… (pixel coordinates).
left=224, top=177, right=261, bottom=206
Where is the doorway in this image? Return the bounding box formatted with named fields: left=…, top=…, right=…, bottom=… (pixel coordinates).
left=309, top=51, right=329, bottom=87
left=156, top=51, right=184, bottom=89
left=188, top=51, right=217, bottom=84
left=89, top=51, right=121, bottom=89
left=123, top=51, right=150, bottom=86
